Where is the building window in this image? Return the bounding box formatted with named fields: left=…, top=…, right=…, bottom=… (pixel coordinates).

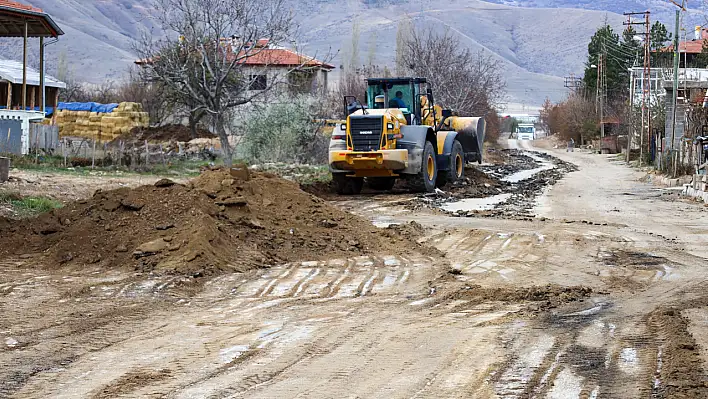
left=249, top=75, right=267, bottom=91
left=288, top=70, right=315, bottom=94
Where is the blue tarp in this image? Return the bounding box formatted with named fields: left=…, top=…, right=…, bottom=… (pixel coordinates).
left=57, top=102, right=119, bottom=113
left=0, top=102, right=119, bottom=117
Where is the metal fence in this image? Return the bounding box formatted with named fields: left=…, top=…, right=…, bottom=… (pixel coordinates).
left=29, top=123, right=59, bottom=153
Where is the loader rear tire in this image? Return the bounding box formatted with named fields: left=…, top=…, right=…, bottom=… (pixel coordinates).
left=333, top=174, right=364, bottom=195
left=367, top=177, right=396, bottom=191
left=411, top=141, right=438, bottom=193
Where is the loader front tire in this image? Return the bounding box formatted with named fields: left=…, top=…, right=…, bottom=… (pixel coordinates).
left=333, top=174, right=364, bottom=195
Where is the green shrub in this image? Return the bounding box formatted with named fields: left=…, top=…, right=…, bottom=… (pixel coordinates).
left=241, top=97, right=329, bottom=165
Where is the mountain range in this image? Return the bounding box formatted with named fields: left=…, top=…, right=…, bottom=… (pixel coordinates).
left=18, top=0, right=704, bottom=107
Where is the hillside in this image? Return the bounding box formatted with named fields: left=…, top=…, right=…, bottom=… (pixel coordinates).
left=20, top=0, right=684, bottom=106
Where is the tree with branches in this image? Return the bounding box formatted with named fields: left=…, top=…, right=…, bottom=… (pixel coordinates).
left=135, top=0, right=298, bottom=166
left=398, top=26, right=506, bottom=116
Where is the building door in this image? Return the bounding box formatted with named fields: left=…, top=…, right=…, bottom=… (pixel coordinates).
left=0, top=118, right=23, bottom=155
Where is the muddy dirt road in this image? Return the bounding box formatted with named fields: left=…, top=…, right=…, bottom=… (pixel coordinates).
left=3, top=140, right=708, bottom=398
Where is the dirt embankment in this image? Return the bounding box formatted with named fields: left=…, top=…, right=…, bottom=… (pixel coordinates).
left=111, top=124, right=215, bottom=145
left=648, top=302, right=708, bottom=398
left=440, top=283, right=593, bottom=312
left=0, top=169, right=428, bottom=276
left=445, top=166, right=508, bottom=199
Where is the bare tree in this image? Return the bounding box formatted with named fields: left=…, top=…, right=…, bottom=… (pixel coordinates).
left=395, top=17, right=413, bottom=76
left=135, top=0, right=298, bottom=166
left=399, top=26, right=506, bottom=116
left=553, top=93, right=598, bottom=144
left=539, top=97, right=553, bottom=134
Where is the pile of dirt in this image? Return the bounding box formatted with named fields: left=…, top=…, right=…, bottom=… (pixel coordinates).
left=477, top=149, right=538, bottom=180
left=441, top=283, right=593, bottom=310
left=600, top=249, right=669, bottom=268
left=111, top=124, right=215, bottom=145
left=648, top=305, right=708, bottom=398
left=384, top=221, right=427, bottom=241
left=445, top=166, right=508, bottom=199
left=0, top=169, right=428, bottom=276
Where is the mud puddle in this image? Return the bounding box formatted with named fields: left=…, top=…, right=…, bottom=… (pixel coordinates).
left=440, top=193, right=513, bottom=212
left=420, top=150, right=578, bottom=219
left=501, top=153, right=556, bottom=183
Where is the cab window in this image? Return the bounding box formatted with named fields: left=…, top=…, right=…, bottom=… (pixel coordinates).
left=366, top=83, right=413, bottom=112
left=388, top=84, right=412, bottom=111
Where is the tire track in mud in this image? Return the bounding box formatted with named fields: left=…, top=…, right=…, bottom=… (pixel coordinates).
left=645, top=298, right=708, bottom=398
left=1, top=303, right=159, bottom=398
left=176, top=314, right=383, bottom=398
left=228, top=255, right=432, bottom=301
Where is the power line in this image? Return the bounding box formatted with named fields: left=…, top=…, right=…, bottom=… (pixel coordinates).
left=605, top=50, right=636, bottom=66
left=603, top=41, right=644, bottom=58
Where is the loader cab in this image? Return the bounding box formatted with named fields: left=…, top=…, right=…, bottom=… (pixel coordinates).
left=365, top=77, right=427, bottom=125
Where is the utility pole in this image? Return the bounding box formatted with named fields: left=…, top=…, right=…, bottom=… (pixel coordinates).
left=595, top=59, right=600, bottom=113
left=645, top=11, right=652, bottom=166
left=669, top=1, right=686, bottom=176
left=624, top=11, right=651, bottom=166
left=628, top=71, right=635, bottom=163
left=564, top=74, right=582, bottom=93
left=599, top=53, right=605, bottom=138
left=671, top=9, right=679, bottom=151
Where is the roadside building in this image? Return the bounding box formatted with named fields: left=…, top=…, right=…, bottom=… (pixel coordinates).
left=628, top=27, right=708, bottom=166
left=0, top=60, right=65, bottom=113
left=0, top=0, right=63, bottom=155
left=135, top=38, right=335, bottom=95
left=235, top=39, right=335, bottom=94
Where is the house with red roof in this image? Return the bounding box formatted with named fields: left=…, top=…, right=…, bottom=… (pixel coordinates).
left=136, top=38, right=335, bottom=95
left=232, top=39, right=335, bottom=94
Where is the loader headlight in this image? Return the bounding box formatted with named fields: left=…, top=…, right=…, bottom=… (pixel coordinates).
left=340, top=124, right=347, bottom=131
left=387, top=123, right=394, bottom=130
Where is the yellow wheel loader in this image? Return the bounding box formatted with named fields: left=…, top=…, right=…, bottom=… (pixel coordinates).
left=328, top=77, right=486, bottom=194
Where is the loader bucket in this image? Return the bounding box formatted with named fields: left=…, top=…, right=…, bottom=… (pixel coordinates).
left=449, top=116, right=486, bottom=162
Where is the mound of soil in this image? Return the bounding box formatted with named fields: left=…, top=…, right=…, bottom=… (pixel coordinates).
left=111, top=124, right=215, bottom=145
left=384, top=221, right=426, bottom=241
left=648, top=304, right=708, bottom=398
left=601, top=250, right=668, bottom=268
left=0, top=169, right=427, bottom=276
left=446, top=166, right=508, bottom=199
left=441, top=283, right=593, bottom=311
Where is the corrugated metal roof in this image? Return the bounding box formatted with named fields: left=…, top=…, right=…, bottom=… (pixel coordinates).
left=0, top=60, right=66, bottom=88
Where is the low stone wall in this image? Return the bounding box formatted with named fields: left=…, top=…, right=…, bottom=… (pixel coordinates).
left=684, top=186, right=708, bottom=203
left=654, top=175, right=693, bottom=188
left=682, top=174, right=708, bottom=203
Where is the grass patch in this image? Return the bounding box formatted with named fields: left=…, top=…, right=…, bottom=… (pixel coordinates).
left=0, top=191, right=63, bottom=217
left=5, top=154, right=223, bottom=178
